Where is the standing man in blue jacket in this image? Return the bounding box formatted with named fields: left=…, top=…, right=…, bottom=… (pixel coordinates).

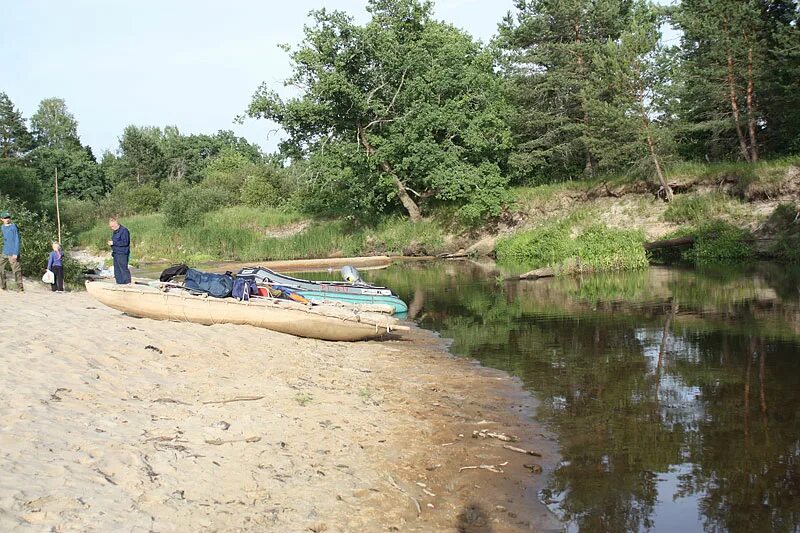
left=107, top=217, right=131, bottom=284
left=0, top=211, right=23, bottom=291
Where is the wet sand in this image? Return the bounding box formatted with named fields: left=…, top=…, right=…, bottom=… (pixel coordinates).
left=0, top=282, right=560, bottom=532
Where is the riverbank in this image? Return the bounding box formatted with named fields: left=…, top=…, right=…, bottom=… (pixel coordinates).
left=74, top=160, right=800, bottom=271
left=0, top=283, right=560, bottom=532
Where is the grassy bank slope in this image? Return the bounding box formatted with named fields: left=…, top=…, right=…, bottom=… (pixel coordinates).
left=501, top=158, right=800, bottom=271
left=77, top=206, right=449, bottom=263
left=75, top=159, right=799, bottom=270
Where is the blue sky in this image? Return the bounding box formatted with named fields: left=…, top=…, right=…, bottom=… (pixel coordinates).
left=1, top=0, right=515, bottom=155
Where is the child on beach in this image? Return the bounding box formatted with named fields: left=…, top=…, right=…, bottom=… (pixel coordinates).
left=47, top=242, right=64, bottom=292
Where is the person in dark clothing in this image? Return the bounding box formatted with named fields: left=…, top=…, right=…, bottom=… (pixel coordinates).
left=107, top=217, right=131, bottom=284
left=0, top=210, right=23, bottom=292
left=47, top=242, right=65, bottom=292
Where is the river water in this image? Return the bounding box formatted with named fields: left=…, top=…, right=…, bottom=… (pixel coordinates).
left=350, top=261, right=800, bottom=532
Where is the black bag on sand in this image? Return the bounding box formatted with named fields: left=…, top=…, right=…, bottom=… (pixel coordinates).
left=184, top=268, right=234, bottom=298
left=160, top=264, right=189, bottom=282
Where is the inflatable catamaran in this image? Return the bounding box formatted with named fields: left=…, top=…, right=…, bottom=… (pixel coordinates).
left=237, top=266, right=409, bottom=314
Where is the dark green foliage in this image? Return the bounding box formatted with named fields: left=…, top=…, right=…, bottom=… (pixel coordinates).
left=27, top=145, right=108, bottom=200
left=127, top=184, right=162, bottom=214
left=670, top=0, right=800, bottom=161
left=59, top=198, right=100, bottom=234
left=765, top=203, right=800, bottom=262
left=247, top=0, right=512, bottom=221
left=0, top=163, right=42, bottom=207
left=686, top=221, right=755, bottom=264
left=0, top=194, right=83, bottom=286
left=162, top=186, right=230, bottom=228
left=117, top=126, right=167, bottom=185
left=0, top=92, right=33, bottom=159
left=240, top=175, right=279, bottom=208
left=497, top=0, right=633, bottom=184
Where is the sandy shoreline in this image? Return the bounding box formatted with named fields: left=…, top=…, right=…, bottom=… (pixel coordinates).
left=1, top=282, right=560, bottom=532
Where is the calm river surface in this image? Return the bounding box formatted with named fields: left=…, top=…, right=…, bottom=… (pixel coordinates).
left=353, top=261, right=800, bottom=532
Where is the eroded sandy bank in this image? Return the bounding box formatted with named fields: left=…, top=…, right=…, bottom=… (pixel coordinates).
left=0, top=283, right=560, bottom=532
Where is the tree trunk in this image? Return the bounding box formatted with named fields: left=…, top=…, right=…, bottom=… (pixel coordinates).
left=574, top=23, right=597, bottom=178
left=356, top=123, right=422, bottom=222
left=726, top=52, right=752, bottom=163
left=638, top=97, right=672, bottom=202
left=744, top=38, right=759, bottom=163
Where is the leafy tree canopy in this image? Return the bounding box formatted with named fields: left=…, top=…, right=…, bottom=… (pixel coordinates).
left=0, top=92, right=33, bottom=159
left=247, top=0, right=512, bottom=222
left=30, top=97, right=81, bottom=150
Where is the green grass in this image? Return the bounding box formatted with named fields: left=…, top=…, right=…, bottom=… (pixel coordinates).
left=651, top=220, right=755, bottom=266
left=665, top=157, right=799, bottom=200
left=496, top=215, right=648, bottom=275
left=76, top=206, right=448, bottom=263
left=662, top=193, right=746, bottom=224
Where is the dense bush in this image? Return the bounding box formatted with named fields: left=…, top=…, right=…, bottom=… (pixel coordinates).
left=496, top=218, right=573, bottom=266
left=570, top=225, right=648, bottom=273
left=240, top=174, right=279, bottom=208
left=0, top=195, right=85, bottom=287
left=496, top=218, right=647, bottom=274
left=162, top=186, right=229, bottom=228
left=766, top=203, right=800, bottom=262
left=127, top=184, right=162, bottom=213
left=59, top=198, right=99, bottom=234
left=683, top=221, right=754, bottom=265
left=0, top=163, right=42, bottom=207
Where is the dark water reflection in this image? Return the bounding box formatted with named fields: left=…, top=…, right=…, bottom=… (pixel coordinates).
left=356, top=262, right=800, bottom=532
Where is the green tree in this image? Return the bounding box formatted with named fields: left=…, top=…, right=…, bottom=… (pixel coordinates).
left=0, top=92, right=33, bottom=159
left=27, top=144, right=108, bottom=199
left=117, top=125, right=167, bottom=185
left=584, top=1, right=674, bottom=199
left=497, top=0, right=633, bottom=184
left=30, top=97, right=81, bottom=150
left=246, top=0, right=512, bottom=222
left=0, top=163, right=42, bottom=206
left=670, top=0, right=799, bottom=162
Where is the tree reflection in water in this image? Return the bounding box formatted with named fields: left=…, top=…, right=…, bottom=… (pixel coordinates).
left=365, top=263, right=800, bottom=532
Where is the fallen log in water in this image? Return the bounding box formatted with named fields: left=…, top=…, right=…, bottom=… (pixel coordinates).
left=517, top=267, right=555, bottom=281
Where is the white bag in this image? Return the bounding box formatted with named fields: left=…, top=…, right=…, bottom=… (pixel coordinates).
left=42, top=270, right=55, bottom=284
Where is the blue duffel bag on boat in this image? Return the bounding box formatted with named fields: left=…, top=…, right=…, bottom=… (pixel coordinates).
left=184, top=268, right=234, bottom=298
left=232, top=276, right=258, bottom=301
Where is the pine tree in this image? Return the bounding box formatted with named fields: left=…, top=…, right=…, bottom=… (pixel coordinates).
left=584, top=1, right=673, bottom=199
left=497, top=0, right=633, bottom=184
left=0, top=92, right=33, bottom=159
left=670, top=0, right=800, bottom=162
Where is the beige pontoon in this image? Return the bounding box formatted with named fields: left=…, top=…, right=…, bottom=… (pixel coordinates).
left=86, top=281, right=407, bottom=342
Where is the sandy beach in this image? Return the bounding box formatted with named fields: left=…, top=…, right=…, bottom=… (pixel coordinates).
left=0, top=281, right=560, bottom=532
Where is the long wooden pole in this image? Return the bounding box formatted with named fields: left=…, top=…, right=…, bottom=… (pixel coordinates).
left=55, top=167, right=61, bottom=244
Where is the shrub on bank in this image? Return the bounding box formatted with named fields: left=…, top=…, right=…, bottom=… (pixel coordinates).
left=684, top=221, right=754, bottom=265
left=766, top=203, right=800, bottom=262
left=496, top=219, right=647, bottom=274
left=162, top=186, right=230, bottom=228
left=496, top=218, right=573, bottom=266
left=240, top=175, right=279, bottom=208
